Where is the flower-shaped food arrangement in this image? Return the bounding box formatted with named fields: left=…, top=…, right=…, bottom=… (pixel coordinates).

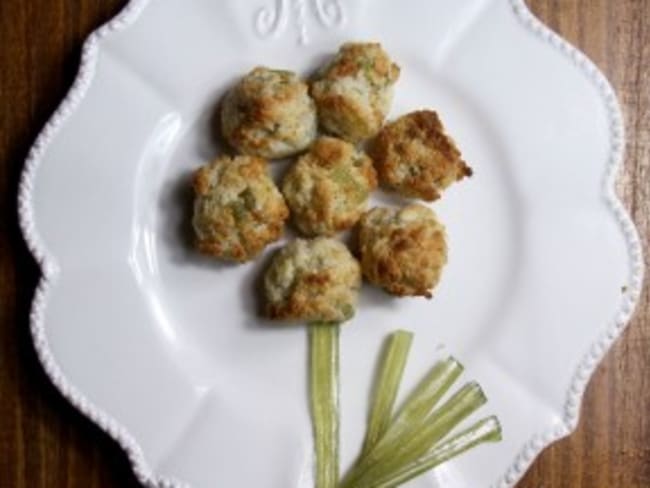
left=20, top=1, right=642, bottom=487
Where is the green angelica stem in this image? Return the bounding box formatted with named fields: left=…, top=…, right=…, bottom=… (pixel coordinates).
left=341, top=357, right=463, bottom=488
left=362, top=330, right=413, bottom=454
left=309, top=323, right=340, bottom=488
left=349, top=382, right=487, bottom=487
left=382, top=357, right=464, bottom=449
left=370, top=416, right=503, bottom=488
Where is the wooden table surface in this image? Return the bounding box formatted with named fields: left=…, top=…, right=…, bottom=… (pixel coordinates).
left=0, top=1, right=648, bottom=486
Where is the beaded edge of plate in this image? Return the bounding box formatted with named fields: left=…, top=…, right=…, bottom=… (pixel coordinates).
left=16, top=1, right=644, bottom=487
left=15, top=2, right=188, bottom=487
left=493, top=1, right=644, bottom=487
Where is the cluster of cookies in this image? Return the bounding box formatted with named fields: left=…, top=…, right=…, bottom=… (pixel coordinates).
left=192, top=42, right=471, bottom=324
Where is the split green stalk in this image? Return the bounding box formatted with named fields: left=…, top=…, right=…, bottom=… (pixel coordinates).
left=370, top=416, right=503, bottom=488
left=362, top=330, right=413, bottom=454
left=309, top=323, right=340, bottom=488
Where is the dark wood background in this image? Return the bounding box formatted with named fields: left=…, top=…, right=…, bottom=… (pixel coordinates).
left=0, top=1, right=648, bottom=486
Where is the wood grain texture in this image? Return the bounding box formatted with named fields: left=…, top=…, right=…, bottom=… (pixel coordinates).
left=0, top=1, right=647, bottom=487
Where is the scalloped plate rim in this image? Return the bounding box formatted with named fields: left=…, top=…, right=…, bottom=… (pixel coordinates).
left=16, top=1, right=644, bottom=487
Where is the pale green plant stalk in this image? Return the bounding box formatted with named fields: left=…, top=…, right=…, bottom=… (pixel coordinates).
left=344, top=382, right=487, bottom=487
left=381, top=357, right=464, bottom=449
left=369, top=416, right=503, bottom=488
left=361, top=330, right=413, bottom=454
left=341, top=357, right=463, bottom=487
left=310, top=324, right=340, bottom=488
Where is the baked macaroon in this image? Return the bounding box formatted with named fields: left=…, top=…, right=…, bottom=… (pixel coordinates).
left=263, top=238, right=362, bottom=323
left=221, top=67, right=318, bottom=159
left=358, top=204, right=447, bottom=298
left=282, top=136, right=378, bottom=236
left=310, top=42, right=400, bottom=143
left=372, top=110, right=472, bottom=201
left=192, top=155, right=289, bottom=262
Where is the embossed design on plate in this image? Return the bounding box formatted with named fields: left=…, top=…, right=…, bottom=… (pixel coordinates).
left=254, top=0, right=345, bottom=45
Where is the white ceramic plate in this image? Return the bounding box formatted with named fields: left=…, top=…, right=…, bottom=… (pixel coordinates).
left=19, top=1, right=644, bottom=487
